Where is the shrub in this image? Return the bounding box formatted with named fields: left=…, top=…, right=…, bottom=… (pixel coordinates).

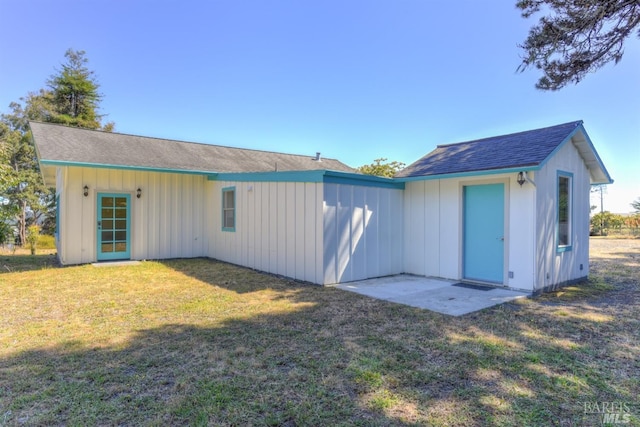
left=38, top=234, right=56, bottom=249
left=25, top=225, right=40, bottom=255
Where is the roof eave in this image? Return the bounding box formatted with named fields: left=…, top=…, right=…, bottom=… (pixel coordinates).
left=537, top=123, right=612, bottom=185
left=396, top=165, right=539, bottom=182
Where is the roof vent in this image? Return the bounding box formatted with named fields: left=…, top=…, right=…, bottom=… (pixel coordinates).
left=314, top=152, right=321, bottom=161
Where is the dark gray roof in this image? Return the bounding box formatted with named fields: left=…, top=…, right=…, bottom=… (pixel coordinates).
left=396, top=121, right=585, bottom=178
left=30, top=121, right=354, bottom=175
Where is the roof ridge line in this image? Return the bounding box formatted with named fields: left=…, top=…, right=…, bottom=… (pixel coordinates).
left=435, top=120, right=583, bottom=148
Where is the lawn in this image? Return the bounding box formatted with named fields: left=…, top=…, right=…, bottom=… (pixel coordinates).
left=0, top=239, right=638, bottom=426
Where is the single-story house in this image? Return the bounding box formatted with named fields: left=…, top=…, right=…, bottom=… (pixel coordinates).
left=31, top=120, right=612, bottom=293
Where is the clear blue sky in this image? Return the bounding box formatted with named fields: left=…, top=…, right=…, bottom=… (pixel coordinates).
left=1, top=0, right=638, bottom=212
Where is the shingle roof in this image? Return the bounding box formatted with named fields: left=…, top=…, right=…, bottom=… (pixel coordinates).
left=30, top=121, right=354, bottom=175
left=396, top=121, right=585, bottom=178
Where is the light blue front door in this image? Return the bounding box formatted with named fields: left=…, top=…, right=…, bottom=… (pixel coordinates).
left=463, top=184, right=504, bottom=284
left=97, top=193, right=131, bottom=261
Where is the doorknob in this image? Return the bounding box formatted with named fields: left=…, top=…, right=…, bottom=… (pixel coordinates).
left=97, top=221, right=101, bottom=230
left=497, top=236, right=504, bottom=241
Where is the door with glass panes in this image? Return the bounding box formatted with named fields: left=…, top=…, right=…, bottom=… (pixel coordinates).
left=97, top=193, right=130, bottom=261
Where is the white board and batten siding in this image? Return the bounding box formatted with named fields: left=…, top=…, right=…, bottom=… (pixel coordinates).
left=57, top=166, right=207, bottom=265
left=535, top=139, right=591, bottom=292
left=208, top=181, right=324, bottom=284
left=403, top=174, right=537, bottom=290
left=322, top=184, right=404, bottom=285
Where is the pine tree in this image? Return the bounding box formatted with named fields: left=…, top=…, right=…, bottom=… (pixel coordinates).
left=0, top=49, right=113, bottom=244
left=518, top=0, right=640, bottom=90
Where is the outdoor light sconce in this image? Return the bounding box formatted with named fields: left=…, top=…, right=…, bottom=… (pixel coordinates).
left=517, top=172, right=526, bottom=186
left=83, top=185, right=89, bottom=197
left=136, top=188, right=142, bottom=199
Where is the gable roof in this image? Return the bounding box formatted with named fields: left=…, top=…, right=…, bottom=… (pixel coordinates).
left=30, top=121, right=354, bottom=185
left=395, top=121, right=613, bottom=184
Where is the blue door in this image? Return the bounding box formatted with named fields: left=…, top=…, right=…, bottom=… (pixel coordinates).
left=463, top=184, right=504, bottom=284
left=97, top=193, right=131, bottom=261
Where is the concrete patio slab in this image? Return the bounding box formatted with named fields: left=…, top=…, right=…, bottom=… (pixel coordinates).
left=335, top=275, right=530, bottom=316
left=92, top=260, right=141, bottom=267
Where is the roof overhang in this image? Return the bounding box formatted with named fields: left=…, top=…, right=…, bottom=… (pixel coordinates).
left=395, top=165, right=539, bottom=182
left=536, top=124, right=613, bottom=185
left=208, top=170, right=405, bottom=189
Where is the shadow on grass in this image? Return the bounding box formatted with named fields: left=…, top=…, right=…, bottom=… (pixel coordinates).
left=0, top=252, right=59, bottom=273
left=2, top=247, right=638, bottom=425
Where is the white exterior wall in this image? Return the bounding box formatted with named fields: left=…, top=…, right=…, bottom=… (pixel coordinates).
left=323, top=184, right=403, bottom=284
left=208, top=181, right=324, bottom=284
left=57, top=166, right=207, bottom=265
left=403, top=173, right=537, bottom=290
left=535, top=141, right=591, bottom=291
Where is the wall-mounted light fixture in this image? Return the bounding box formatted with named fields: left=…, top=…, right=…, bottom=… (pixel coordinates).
left=517, top=172, right=526, bottom=186
left=83, top=185, right=89, bottom=197
left=136, top=188, right=142, bottom=199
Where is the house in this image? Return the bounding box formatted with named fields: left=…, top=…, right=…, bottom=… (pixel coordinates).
left=31, top=120, right=612, bottom=293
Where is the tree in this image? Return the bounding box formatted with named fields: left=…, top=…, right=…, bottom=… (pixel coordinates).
left=357, top=158, right=406, bottom=178
left=590, top=211, right=625, bottom=236
left=0, top=49, right=113, bottom=245
left=631, top=197, right=640, bottom=213
left=47, top=49, right=114, bottom=130
left=517, top=0, right=640, bottom=90
left=0, top=117, right=50, bottom=245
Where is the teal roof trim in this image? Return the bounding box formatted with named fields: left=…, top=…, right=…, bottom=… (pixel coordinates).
left=576, top=124, right=613, bottom=184
left=397, top=166, right=539, bottom=182
left=39, top=159, right=212, bottom=176
left=209, top=170, right=405, bottom=189
left=537, top=123, right=613, bottom=185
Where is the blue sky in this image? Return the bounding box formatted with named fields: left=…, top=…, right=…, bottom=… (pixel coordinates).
left=1, top=0, right=638, bottom=212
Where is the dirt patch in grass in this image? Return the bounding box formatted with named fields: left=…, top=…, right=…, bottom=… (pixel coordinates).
left=0, top=239, right=638, bottom=425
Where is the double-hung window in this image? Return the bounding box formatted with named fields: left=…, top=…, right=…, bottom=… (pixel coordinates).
left=222, top=187, right=235, bottom=231
left=557, top=172, right=572, bottom=251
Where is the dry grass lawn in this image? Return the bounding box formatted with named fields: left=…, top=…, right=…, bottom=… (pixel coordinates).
left=0, top=239, right=638, bottom=426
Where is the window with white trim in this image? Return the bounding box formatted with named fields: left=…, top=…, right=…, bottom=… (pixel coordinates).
left=222, top=187, right=235, bottom=231
left=557, top=172, right=572, bottom=250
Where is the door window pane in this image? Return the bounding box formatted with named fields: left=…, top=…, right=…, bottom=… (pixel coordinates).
left=102, top=198, right=114, bottom=207
left=115, top=220, right=127, bottom=229
left=102, top=208, right=114, bottom=219
left=102, top=231, right=114, bottom=242
left=115, top=242, right=127, bottom=252
left=115, top=231, right=126, bottom=241
left=101, top=243, right=113, bottom=253
left=115, top=197, right=127, bottom=207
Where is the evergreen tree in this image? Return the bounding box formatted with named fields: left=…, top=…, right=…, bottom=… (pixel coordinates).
left=47, top=49, right=114, bottom=129
left=518, top=0, right=640, bottom=90
left=0, top=49, right=113, bottom=244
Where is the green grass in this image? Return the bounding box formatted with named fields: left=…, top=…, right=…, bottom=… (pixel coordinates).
left=0, top=240, right=638, bottom=426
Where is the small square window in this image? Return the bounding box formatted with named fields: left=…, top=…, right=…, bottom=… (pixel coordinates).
left=222, top=187, right=235, bottom=231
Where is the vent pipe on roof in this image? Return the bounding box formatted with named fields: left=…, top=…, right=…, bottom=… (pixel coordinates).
left=314, top=152, right=321, bottom=161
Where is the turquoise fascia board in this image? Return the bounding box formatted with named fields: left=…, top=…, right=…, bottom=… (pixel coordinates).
left=576, top=124, right=614, bottom=184
left=209, top=170, right=405, bottom=189
left=323, top=171, right=404, bottom=189
left=210, top=170, right=325, bottom=183
left=40, top=159, right=212, bottom=176
left=538, top=123, right=613, bottom=185
left=397, top=166, right=538, bottom=182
